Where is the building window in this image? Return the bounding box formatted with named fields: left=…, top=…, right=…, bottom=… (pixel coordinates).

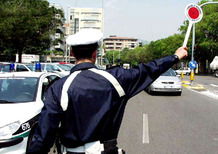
left=106, top=43, right=114, bottom=45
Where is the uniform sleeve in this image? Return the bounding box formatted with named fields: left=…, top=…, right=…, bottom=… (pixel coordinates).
left=116, top=55, right=179, bottom=98
left=26, top=84, right=63, bottom=154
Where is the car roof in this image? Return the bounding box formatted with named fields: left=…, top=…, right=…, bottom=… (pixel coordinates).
left=0, top=62, right=10, bottom=64
left=0, top=72, right=55, bottom=78
left=40, top=63, right=58, bottom=65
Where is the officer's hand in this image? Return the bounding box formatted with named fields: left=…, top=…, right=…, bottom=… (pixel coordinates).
left=174, top=47, right=188, bottom=60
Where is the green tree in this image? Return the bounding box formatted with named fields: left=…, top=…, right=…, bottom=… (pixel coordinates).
left=146, top=34, right=184, bottom=61
left=121, top=47, right=147, bottom=66
left=105, top=50, right=120, bottom=65
left=0, top=0, right=64, bottom=62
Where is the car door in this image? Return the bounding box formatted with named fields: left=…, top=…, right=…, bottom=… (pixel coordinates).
left=41, top=74, right=61, bottom=100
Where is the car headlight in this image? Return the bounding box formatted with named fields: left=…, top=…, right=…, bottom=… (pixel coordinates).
left=152, top=80, right=160, bottom=86
left=0, top=121, right=20, bottom=140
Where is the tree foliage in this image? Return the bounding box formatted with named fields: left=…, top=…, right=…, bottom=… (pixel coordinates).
left=105, top=50, right=120, bottom=64
left=196, top=1, right=218, bottom=59
left=0, top=0, right=64, bottom=62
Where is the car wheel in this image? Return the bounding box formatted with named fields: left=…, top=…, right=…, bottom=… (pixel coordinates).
left=215, top=70, right=218, bottom=77
left=145, top=88, right=153, bottom=95
left=148, top=89, right=154, bottom=95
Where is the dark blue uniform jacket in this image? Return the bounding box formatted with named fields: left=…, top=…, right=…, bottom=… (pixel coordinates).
left=27, top=55, right=179, bottom=153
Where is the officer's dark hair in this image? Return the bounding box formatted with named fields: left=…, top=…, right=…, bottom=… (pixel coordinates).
left=71, top=43, right=99, bottom=60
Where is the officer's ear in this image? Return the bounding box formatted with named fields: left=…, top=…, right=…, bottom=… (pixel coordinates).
left=70, top=48, right=75, bottom=57
left=92, top=50, right=97, bottom=63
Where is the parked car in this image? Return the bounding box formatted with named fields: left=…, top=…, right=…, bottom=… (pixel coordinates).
left=210, top=56, right=218, bottom=77
left=26, top=63, right=71, bottom=77
left=64, top=63, right=75, bottom=69
left=146, top=68, right=182, bottom=95
left=0, top=72, right=60, bottom=154
left=0, top=62, right=10, bottom=72
left=56, top=63, right=73, bottom=71
left=175, top=67, right=191, bottom=75
left=0, top=63, right=32, bottom=73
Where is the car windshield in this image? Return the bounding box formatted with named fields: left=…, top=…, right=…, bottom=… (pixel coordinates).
left=161, top=69, right=176, bottom=76
left=42, top=64, right=61, bottom=72
left=26, top=64, right=36, bottom=71
left=57, top=64, right=72, bottom=71
left=0, top=77, right=38, bottom=103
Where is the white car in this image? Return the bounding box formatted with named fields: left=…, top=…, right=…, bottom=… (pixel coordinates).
left=26, top=63, right=71, bottom=77
left=0, top=63, right=32, bottom=73
left=0, top=72, right=60, bottom=154
left=147, top=68, right=182, bottom=95
left=210, top=56, right=218, bottom=77
left=175, top=67, right=191, bottom=75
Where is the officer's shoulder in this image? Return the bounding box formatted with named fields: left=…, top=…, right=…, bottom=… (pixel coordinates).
left=50, top=76, right=67, bottom=89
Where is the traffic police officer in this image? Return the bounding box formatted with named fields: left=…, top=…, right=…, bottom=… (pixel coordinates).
left=27, top=29, right=188, bottom=154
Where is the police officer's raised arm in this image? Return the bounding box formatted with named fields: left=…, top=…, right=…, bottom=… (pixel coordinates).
left=109, top=47, right=188, bottom=98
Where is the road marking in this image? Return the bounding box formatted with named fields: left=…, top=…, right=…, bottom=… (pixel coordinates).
left=142, top=113, right=149, bottom=144
left=188, top=89, right=218, bottom=100
left=210, top=84, right=218, bottom=88
left=182, top=81, right=191, bottom=85
left=182, top=80, right=206, bottom=90
left=200, top=90, right=218, bottom=100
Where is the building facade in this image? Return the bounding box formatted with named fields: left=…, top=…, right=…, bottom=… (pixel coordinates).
left=103, top=36, right=139, bottom=52
left=68, top=8, right=104, bottom=35
left=49, top=3, right=65, bottom=52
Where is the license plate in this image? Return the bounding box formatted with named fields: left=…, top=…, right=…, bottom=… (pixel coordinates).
left=164, top=86, right=172, bottom=88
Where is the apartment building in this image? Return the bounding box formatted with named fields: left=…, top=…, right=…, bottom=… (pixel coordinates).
left=103, top=36, right=139, bottom=52
left=49, top=3, right=65, bottom=52
left=68, top=8, right=104, bottom=35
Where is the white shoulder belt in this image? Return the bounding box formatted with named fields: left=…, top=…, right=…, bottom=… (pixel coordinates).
left=61, top=68, right=125, bottom=111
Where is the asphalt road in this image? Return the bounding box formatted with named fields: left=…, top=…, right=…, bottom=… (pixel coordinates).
left=118, top=83, right=218, bottom=154
left=191, top=75, right=218, bottom=94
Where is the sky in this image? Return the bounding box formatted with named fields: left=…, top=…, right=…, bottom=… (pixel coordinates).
left=47, top=0, right=200, bottom=41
